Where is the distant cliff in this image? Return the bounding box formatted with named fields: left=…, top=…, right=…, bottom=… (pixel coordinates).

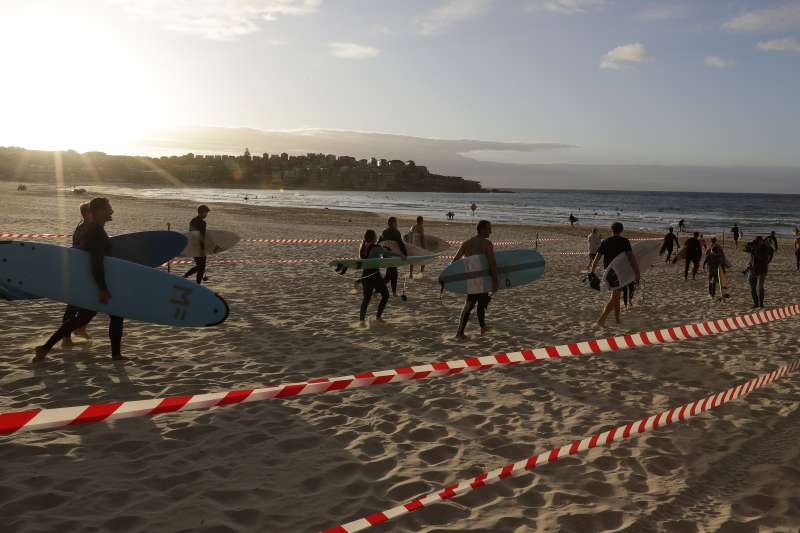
left=0, top=147, right=485, bottom=193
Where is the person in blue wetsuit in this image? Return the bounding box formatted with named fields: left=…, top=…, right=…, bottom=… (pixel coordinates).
left=359, top=229, right=393, bottom=323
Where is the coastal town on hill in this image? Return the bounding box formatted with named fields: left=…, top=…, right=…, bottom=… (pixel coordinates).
left=0, top=146, right=484, bottom=193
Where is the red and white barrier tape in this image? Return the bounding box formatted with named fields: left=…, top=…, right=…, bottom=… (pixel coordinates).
left=0, top=232, right=70, bottom=239
left=166, top=258, right=322, bottom=266
left=325, top=359, right=800, bottom=532
left=0, top=306, right=795, bottom=436
left=241, top=238, right=358, bottom=244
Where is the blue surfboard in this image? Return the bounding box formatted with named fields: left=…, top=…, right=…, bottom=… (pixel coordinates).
left=439, top=249, right=545, bottom=294
left=0, top=241, right=228, bottom=327
left=0, top=231, right=187, bottom=301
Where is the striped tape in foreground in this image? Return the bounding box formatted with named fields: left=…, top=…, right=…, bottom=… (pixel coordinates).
left=325, top=359, right=800, bottom=532
left=0, top=306, right=796, bottom=436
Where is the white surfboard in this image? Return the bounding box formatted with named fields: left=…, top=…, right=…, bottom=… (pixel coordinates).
left=403, top=232, right=449, bottom=253
left=601, top=240, right=661, bottom=292
left=180, top=229, right=240, bottom=257
left=380, top=240, right=434, bottom=258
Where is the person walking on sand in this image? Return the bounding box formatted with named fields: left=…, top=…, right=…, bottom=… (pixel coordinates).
left=569, top=213, right=578, bottom=227
left=745, top=236, right=774, bottom=308
left=358, top=230, right=391, bottom=323
left=678, top=219, right=686, bottom=233
left=60, top=202, right=93, bottom=347
left=183, top=205, right=216, bottom=285
left=731, top=223, right=742, bottom=249
left=660, top=227, right=680, bottom=263
left=589, top=222, right=639, bottom=328
left=683, top=232, right=703, bottom=280
left=766, top=231, right=778, bottom=251
left=703, top=237, right=727, bottom=299
left=408, top=215, right=426, bottom=279
left=378, top=217, right=407, bottom=297
left=34, top=198, right=126, bottom=363
left=470, top=202, right=477, bottom=217
left=453, top=220, right=498, bottom=339
left=587, top=228, right=601, bottom=270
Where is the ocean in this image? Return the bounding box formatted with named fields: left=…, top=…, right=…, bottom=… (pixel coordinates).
left=78, top=186, right=800, bottom=237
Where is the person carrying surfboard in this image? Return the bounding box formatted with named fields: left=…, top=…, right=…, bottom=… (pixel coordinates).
left=660, top=227, right=680, bottom=263
left=183, top=205, right=211, bottom=285
left=589, top=222, right=639, bottom=328
left=61, top=202, right=92, bottom=347
left=683, top=232, right=703, bottom=281
left=408, top=216, right=425, bottom=279
left=703, top=237, right=727, bottom=299
left=453, top=220, right=498, bottom=339
left=378, top=217, right=407, bottom=297
left=359, top=229, right=392, bottom=323
left=34, top=197, right=126, bottom=363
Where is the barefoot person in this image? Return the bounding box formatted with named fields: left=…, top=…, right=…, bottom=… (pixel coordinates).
left=408, top=215, right=425, bottom=279
left=453, top=220, right=498, bottom=339
left=378, top=217, right=406, bottom=297
left=683, top=232, right=702, bottom=280
left=358, top=230, right=390, bottom=323
left=661, top=227, right=680, bottom=263
left=61, top=202, right=92, bottom=346
left=703, top=237, right=727, bottom=299
left=34, top=198, right=125, bottom=362
left=183, top=205, right=212, bottom=285
left=589, top=222, right=639, bottom=328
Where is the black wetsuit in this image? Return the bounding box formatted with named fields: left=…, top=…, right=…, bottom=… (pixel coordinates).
left=732, top=226, right=740, bottom=246
left=61, top=221, right=87, bottom=329
left=704, top=246, right=725, bottom=297
left=378, top=227, right=407, bottom=295
left=41, top=222, right=124, bottom=359
left=360, top=244, right=389, bottom=320
left=683, top=237, right=702, bottom=280
left=662, top=232, right=679, bottom=262
left=184, top=215, right=207, bottom=284
left=746, top=241, right=773, bottom=307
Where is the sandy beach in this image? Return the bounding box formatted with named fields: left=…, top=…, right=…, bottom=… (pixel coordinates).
left=2, top=182, right=800, bottom=533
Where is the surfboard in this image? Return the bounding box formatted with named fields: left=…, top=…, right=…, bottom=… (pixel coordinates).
left=328, top=254, right=436, bottom=273
left=0, top=241, right=229, bottom=327
left=439, top=249, right=545, bottom=294
left=381, top=240, right=435, bottom=258
left=0, top=231, right=188, bottom=301
left=404, top=232, right=450, bottom=253
left=601, top=240, right=661, bottom=292
left=180, top=229, right=240, bottom=257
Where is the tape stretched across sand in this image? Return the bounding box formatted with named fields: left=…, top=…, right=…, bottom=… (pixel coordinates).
left=0, top=306, right=796, bottom=437
left=325, top=359, right=800, bottom=532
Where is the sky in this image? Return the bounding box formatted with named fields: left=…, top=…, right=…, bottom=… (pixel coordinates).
left=1, top=0, right=799, bottom=190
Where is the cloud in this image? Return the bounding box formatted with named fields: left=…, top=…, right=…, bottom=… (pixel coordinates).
left=724, top=2, right=800, bottom=32
left=328, top=42, right=381, bottom=59
left=416, top=0, right=493, bottom=36
left=639, top=4, right=688, bottom=20
left=529, top=0, right=607, bottom=14
left=758, top=36, right=800, bottom=52
left=704, top=55, right=735, bottom=68
left=111, top=0, right=320, bottom=40
left=600, top=43, right=652, bottom=70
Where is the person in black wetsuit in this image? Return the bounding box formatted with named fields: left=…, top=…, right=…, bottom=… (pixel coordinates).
left=745, top=236, right=774, bottom=308
left=731, top=224, right=741, bottom=249
left=359, top=229, right=391, bottom=323
left=61, top=202, right=92, bottom=346
left=661, top=227, right=680, bottom=263
left=683, top=232, right=702, bottom=280
left=183, top=205, right=211, bottom=284
left=34, top=197, right=125, bottom=363
left=589, top=222, right=640, bottom=328
left=703, top=237, right=727, bottom=298
left=378, top=217, right=407, bottom=296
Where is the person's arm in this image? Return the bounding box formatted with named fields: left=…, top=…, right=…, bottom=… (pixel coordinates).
left=486, top=242, right=499, bottom=292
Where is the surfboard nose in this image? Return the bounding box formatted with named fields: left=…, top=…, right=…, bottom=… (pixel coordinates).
left=206, top=292, right=230, bottom=327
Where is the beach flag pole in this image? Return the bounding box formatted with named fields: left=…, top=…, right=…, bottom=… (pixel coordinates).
left=535, top=232, right=539, bottom=249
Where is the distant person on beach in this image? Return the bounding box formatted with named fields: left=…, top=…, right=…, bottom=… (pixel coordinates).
left=795, top=235, right=800, bottom=271
left=731, top=224, right=742, bottom=249
left=683, top=232, right=702, bottom=280
left=766, top=231, right=778, bottom=251
left=587, top=228, right=601, bottom=270
left=446, top=211, right=455, bottom=221
left=660, top=227, right=680, bottom=263
left=183, top=205, right=213, bottom=285
left=34, top=198, right=125, bottom=363
left=358, top=229, right=390, bottom=323
left=470, top=202, right=477, bottom=217
left=678, top=219, right=686, bottom=233
left=745, top=236, right=774, bottom=308
left=453, top=220, right=497, bottom=339
left=703, top=237, right=728, bottom=299
left=378, top=217, right=407, bottom=297
left=60, top=202, right=93, bottom=347
left=408, top=215, right=425, bottom=278
left=589, top=222, right=639, bottom=328
left=569, top=213, right=578, bottom=227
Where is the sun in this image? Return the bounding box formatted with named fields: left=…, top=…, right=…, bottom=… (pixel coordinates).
left=0, top=8, right=164, bottom=153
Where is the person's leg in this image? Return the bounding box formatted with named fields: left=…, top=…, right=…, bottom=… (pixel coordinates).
left=385, top=267, right=398, bottom=295
left=195, top=256, right=207, bottom=284
left=597, top=290, right=620, bottom=327
left=692, top=258, right=700, bottom=279
left=748, top=273, right=759, bottom=307
left=457, top=294, right=478, bottom=337
left=708, top=268, right=716, bottom=297
left=796, top=251, right=799, bottom=271
left=476, top=293, right=491, bottom=334
left=184, top=261, right=199, bottom=279
left=35, top=310, right=97, bottom=362
left=61, top=304, right=78, bottom=346
left=109, top=316, right=124, bottom=359
left=376, top=283, right=389, bottom=319
left=758, top=275, right=766, bottom=307
left=360, top=281, right=375, bottom=321
left=684, top=258, right=690, bottom=280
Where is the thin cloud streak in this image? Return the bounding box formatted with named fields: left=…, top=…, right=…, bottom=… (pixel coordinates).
left=705, top=55, right=735, bottom=68
left=600, top=43, right=652, bottom=70
left=758, top=37, right=800, bottom=52
left=328, top=42, right=381, bottom=59
left=416, top=0, right=493, bottom=36
left=529, top=0, right=607, bottom=14
left=724, top=2, right=800, bottom=32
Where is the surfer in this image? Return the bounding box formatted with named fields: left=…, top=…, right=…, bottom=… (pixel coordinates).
left=378, top=217, right=407, bottom=297
left=766, top=231, right=778, bottom=251
left=703, top=237, right=727, bottom=299
left=408, top=216, right=425, bottom=279
left=34, top=198, right=126, bottom=363
left=446, top=211, right=455, bottom=221
left=589, top=222, right=640, bottom=328
left=470, top=202, right=477, bottom=217
left=453, top=220, right=498, bottom=339
left=183, top=205, right=211, bottom=285
left=744, top=236, right=774, bottom=308
left=731, top=224, right=741, bottom=249
left=61, top=202, right=93, bottom=347
left=678, top=219, right=686, bottom=233
left=683, top=232, right=702, bottom=281
left=587, top=228, right=601, bottom=270
left=569, top=213, right=578, bottom=227
left=358, top=230, right=391, bottom=323
left=660, top=227, right=680, bottom=263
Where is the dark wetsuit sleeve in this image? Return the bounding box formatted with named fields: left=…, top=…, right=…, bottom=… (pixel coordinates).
left=84, top=226, right=109, bottom=292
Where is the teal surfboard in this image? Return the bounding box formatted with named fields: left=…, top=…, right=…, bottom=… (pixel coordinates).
left=439, top=249, right=545, bottom=294
left=0, top=231, right=188, bottom=301
left=0, top=241, right=228, bottom=327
